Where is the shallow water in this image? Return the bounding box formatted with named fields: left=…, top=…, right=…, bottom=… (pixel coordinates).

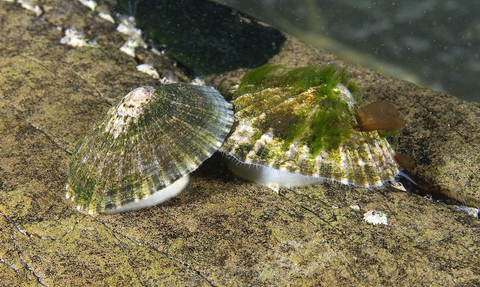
left=214, top=0, right=480, bottom=103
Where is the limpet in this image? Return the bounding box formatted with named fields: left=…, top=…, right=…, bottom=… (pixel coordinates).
left=66, top=84, right=233, bottom=214
left=220, top=65, right=400, bottom=188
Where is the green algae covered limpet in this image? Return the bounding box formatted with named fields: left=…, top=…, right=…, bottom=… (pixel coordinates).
left=220, top=65, right=399, bottom=188
left=66, top=84, right=233, bottom=215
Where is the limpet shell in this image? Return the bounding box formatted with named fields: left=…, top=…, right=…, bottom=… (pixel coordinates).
left=66, top=84, right=233, bottom=214
left=220, top=65, right=399, bottom=187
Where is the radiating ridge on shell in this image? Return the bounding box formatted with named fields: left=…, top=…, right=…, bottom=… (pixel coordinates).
left=66, top=84, right=234, bottom=214
left=220, top=64, right=399, bottom=187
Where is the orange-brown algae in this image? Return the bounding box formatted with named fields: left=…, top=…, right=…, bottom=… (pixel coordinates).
left=395, top=153, right=416, bottom=171
left=356, top=100, right=406, bottom=132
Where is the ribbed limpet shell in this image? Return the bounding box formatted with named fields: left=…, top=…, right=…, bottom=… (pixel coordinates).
left=66, top=84, right=233, bottom=214
left=220, top=65, right=399, bottom=188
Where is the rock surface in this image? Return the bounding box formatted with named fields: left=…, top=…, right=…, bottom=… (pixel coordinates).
left=0, top=1, right=479, bottom=286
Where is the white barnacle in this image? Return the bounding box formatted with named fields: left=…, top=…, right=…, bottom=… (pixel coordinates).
left=98, top=12, right=115, bottom=23
left=119, top=39, right=139, bottom=57
left=190, top=77, right=206, bottom=86
left=18, top=0, right=43, bottom=16
left=136, top=64, right=160, bottom=79
left=116, top=16, right=147, bottom=57
left=79, top=0, right=97, bottom=11
left=116, top=17, right=142, bottom=39
left=60, top=29, right=88, bottom=47
left=350, top=204, right=360, bottom=210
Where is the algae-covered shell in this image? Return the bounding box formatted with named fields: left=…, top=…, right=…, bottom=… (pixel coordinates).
left=66, top=84, right=233, bottom=214
left=220, top=65, right=399, bottom=187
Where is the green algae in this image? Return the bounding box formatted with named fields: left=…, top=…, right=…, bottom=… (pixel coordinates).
left=236, top=64, right=355, bottom=96
left=235, top=64, right=358, bottom=154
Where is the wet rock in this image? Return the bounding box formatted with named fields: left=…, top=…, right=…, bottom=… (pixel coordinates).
left=0, top=0, right=479, bottom=286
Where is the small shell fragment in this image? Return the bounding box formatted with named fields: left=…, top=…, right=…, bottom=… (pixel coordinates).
left=364, top=210, right=389, bottom=225
left=66, top=84, right=233, bottom=214
left=454, top=206, right=479, bottom=218
left=350, top=204, right=360, bottom=210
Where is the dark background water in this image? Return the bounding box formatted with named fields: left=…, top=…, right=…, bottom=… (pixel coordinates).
left=213, top=0, right=480, bottom=103
left=117, top=0, right=285, bottom=75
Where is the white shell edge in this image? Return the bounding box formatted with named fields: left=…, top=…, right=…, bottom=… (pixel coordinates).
left=225, top=154, right=324, bottom=188
left=101, top=175, right=190, bottom=214
left=224, top=153, right=388, bottom=188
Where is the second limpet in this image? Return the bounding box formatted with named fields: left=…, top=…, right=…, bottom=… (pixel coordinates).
left=220, top=65, right=400, bottom=188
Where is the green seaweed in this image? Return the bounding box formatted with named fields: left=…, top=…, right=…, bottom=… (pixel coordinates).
left=306, top=105, right=354, bottom=153
left=236, top=64, right=357, bottom=155
left=236, top=64, right=356, bottom=97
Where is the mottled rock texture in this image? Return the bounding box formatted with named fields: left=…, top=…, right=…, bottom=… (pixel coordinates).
left=0, top=1, right=479, bottom=286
